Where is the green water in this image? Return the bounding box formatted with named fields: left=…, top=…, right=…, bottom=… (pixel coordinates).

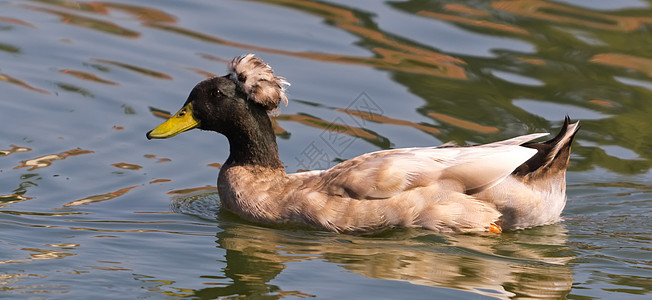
left=1, top=0, right=650, bottom=298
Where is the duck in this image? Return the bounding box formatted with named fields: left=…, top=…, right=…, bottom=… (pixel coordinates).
left=147, top=54, right=580, bottom=234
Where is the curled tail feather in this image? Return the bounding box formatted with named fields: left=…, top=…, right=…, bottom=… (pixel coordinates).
left=513, top=116, right=580, bottom=178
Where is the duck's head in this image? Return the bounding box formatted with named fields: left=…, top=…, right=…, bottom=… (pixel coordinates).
left=146, top=54, right=289, bottom=140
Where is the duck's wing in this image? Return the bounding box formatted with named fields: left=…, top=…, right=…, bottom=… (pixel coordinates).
left=317, top=143, right=538, bottom=200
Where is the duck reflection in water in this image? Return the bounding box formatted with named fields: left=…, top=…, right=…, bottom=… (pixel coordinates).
left=173, top=193, right=574, bottom=299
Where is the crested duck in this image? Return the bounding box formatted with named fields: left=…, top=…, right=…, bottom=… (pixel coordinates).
left=147, top=54, right=579, bottom=233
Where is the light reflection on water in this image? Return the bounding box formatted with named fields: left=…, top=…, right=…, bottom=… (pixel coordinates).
left=0, top=0, right=651, bottom=298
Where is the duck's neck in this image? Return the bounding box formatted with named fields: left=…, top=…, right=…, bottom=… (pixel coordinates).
left=223, top=112, right=284, bottom=171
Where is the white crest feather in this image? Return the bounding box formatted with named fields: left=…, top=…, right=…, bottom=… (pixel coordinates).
left=228, top=54, right=290, bottom=112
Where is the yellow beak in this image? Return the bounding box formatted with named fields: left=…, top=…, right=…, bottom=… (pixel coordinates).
left=146, top=103, right=199, bottom=139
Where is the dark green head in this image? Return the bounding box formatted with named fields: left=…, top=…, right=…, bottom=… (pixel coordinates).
left=146, top=54, right=289, bottom=140
left=146, top=54, right=289, bottom=168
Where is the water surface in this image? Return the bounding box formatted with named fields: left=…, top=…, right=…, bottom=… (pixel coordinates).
left=1, top=0, right=651, bottom=298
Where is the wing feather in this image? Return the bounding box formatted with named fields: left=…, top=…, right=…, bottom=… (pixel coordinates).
left=312, top=143, right=537, bottom=200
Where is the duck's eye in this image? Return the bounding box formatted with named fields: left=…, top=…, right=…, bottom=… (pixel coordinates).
left=211, top=89, right=223, bottom=98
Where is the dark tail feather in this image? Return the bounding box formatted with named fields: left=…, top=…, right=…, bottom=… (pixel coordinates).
left=546, top=116, right=580, bottom=172
left=513, top=116, right=580, bottom=177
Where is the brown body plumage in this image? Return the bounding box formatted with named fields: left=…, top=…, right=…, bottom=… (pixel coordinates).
left=147, top=54, right=579, bottom=233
